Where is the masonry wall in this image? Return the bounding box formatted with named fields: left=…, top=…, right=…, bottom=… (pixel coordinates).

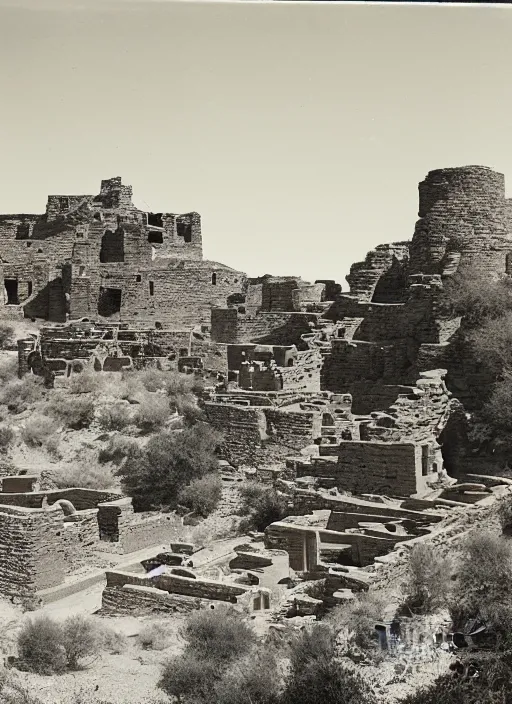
left=409, top=166, right=510, bottom=278
left=0, top=505, right=65, bottom=599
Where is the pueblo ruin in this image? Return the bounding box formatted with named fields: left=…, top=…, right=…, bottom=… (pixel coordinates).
left=0, top=165, right=511, bottom=632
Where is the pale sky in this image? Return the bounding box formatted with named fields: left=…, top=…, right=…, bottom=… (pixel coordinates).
left=1, top=0, right=512, bottom=287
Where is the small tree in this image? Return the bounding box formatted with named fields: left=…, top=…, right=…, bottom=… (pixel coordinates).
left=48, top=392, right=95, bottom=429
left=159, top=653, right=219, bottom=702
left=116, top=422, right=222, bottom=510
left=178, top=474, right=223, bottom=517
left=402, top=542, right=453, bottom=614
left=133, top=393, right=170, bottom=432
left=0, top=376, right=45, bottom=413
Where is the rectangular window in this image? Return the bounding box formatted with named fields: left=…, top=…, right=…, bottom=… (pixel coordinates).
left=27, top=281, right=32, bottom=297
left=149, top=281, right=154, bottom=296
left=136, top=275, right=142, bottom=283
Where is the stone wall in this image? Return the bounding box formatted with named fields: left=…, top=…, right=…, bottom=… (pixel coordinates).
left=0, top=505, right=66, bottom=599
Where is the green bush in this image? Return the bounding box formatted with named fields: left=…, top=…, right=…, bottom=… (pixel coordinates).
left=159, top=653, right=219, bottom=702
left=67, top=371, right=102, bottom=395
left=178, top=474, right=223, bottom=517
left=442, top=269, right=512, bottom=328
left=239, top=482, right=288, bottom=532
left=116, top=422, right=222, bottom=511
left=0, top=357, right=18, bottom=383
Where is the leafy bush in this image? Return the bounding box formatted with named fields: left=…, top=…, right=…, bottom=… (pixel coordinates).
left=137, top=622, right=171, bottom=651
left=177, top=396, right=204, bottom=426
left=47, top=392, right=95, bottom=429
left=0, top=376, right=45, bottom=413
left=133, top=393, right=170, bottom=432
left=499, top=495, right=512, bottom=536
left=329, top=591, right=385, bottom=651
left=178, top=474, right=223, bottom=517
left=0, top=323, right=15, bottom=350
left=116, top=422, right=222, bottom=511
left=17, top=615, right=67, bottom=675
left=49, top=461, right=116, bottom=490
left=137, top=368, right=169, bottom=393
left=239, top=482, right=288, bottom=532
left=21, top=415, right=59, bottom=448
left=165, top=371, right=203, bottom=399
left=450, top=530, right=512, bottom=636
left=402, top=542, right=453, bottom=614
left=97, top=403, right=132, bottom=431
left=212, top=650, right=281, bottom=704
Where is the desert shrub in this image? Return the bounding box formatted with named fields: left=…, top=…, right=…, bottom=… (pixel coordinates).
left=0, top=323, right=15, bottom=350
left=443, top=269, right=512, bottom=328
left=95, top=623, right=127, bottom=655
left=98, top=435, right=139, bottom=465
left=60, top=614, right=101, bottom=670
left=499, top=495, right=512, bottom=535
left=403, top=650, right=512, bottom=704
left=0, top=676, right=46, bottom=704
left=329, top=591, right=385, bottom=651
left=66, top=371, right=101, bottom=395
left=116, top=422, right=222, bottom=510
left=0, top=424, right=14, bottom=448
left=450, top=530, right=512, bottom=636
left=20, top=415, right=59, bottom=447
left=137, top=622, right=171, bottom=651
left=212, top=649, right=281, bottom=704
left=17, top=615, right=67, bottom=675
left=133, top=393, right=170, bottom=432
left=0, top=357, right=18, bottom=383
left=181, top=606, right=256, bottom=663
left=281, top=623, right=377, bottom=704
left=0, top=376, right=45, bottom=413
left=49, top=461, right=116, bottom=490
left=48, top=392, right=95, bottom=429
left=97, top=403, right=132, bottom=431
left=239, top=482, right=288, bottom=532
left=468, top=312, right=512, bottom=376
left=178, top=474, right=223, bottom=517
left=165, top=371, right=203, bottom=399
left=137, top=368, right=169, bottom=393
left=159, top=653, right=219, bottom=702
left=402, top=542, right=453, bottom=614
left=177, top=395, right=204, bottom=426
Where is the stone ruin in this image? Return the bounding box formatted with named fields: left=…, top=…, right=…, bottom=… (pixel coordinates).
left=3, top=164, right=512, bottom=620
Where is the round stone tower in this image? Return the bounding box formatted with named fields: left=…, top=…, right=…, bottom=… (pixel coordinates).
left=409, top=165, right=511, bottom=278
